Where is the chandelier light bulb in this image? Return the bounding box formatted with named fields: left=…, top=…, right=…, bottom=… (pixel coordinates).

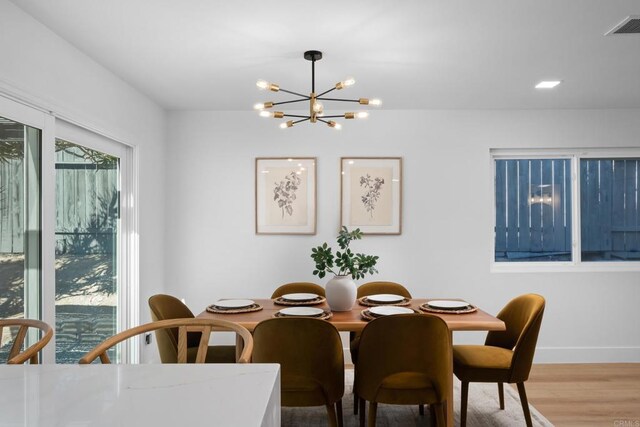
left=256, top=80, right=269, bottom=90
left=356, top=111, right=369, bottom=119
left=327, top=121, right=342, bottom=130
left=369, top=99, right=382, bottom=106
left=313, top=101, right=324, bottom=113
left=344, top=77, right=356, bottom=87
left=259, top=110, right=272, bottom=118
left=279, top=122, right=288, bottom=129
left=253, top=102, right=274, bottom=110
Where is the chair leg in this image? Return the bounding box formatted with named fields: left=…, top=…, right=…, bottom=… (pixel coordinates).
left=419, top=403, right=425, bottom=415
left=498, top=382, right=505, bottom=410
left=429, top=404, right=437, bottom=426
left=367, top=401, right=378, bottom=427
left=460, top=381, right=469, bottom=427
left=336, top=399, right=343, bottom=427
left=354, top=393, right=359, bottom=414
left=516, top=382, right=533, bottom=427
left=433, top=402, right=446, bottom=427
left=326, top=403, right=338, bottom=427
left=359, top=398, right=366, bottom=427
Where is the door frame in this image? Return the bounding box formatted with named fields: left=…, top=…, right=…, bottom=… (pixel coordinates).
left=0, top=93, right=139, bottom=364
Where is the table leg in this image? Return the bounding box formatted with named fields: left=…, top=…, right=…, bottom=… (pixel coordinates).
left=446, top=330, right=453, bottom=427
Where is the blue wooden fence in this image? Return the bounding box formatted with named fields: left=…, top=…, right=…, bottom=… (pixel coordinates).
left=495, top=159, right=572, bottom=261
left=0, top=147, right=117, bottom=255
left=580, top=159, right=640, bottom=260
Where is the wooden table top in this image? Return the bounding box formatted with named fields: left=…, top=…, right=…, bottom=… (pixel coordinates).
left=197, top=298, right=505, bottom=332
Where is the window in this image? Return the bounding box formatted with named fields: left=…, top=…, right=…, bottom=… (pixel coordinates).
left=492, top=150, right=640, bottom=271
left=580, top=159, right=640, bottom=262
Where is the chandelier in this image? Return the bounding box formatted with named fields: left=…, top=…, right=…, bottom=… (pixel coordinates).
left=253, top=50, right=381, bottom=130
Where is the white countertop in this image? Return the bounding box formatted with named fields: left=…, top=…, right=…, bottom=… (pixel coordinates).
left=0, top=363, right=280, bottom=427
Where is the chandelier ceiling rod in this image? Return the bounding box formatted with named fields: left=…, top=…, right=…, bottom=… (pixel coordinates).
left=254, top=50, right=381, bottom=130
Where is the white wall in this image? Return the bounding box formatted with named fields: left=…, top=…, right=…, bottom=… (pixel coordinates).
left=166, top=109, right=640, bottom=363
left=0, top=0, right=166, bottom=361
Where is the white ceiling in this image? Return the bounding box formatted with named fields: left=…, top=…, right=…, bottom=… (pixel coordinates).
left=10, top=0, right=640, bottom=110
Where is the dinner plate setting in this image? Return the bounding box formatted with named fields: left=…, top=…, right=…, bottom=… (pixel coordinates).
left=358, top=293, right=411, bottom=307
left=206, top=299, right=263, bottom=314
left=361, top=305, right=416, bottom=321
left=274, top=306, right=332, bottom=320
left=419, top=299, right=477, bottom=314
left=273, top=293, right=327, bottom=306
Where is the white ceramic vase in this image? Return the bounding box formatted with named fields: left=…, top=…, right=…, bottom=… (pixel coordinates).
left=325, top=275, right=357, bottom=312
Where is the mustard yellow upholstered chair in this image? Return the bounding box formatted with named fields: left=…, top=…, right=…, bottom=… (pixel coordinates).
left=252, top=317, right=344, bottom=427
left=453, top=294, right=546, bottom=427
left=0, top=319, right=53, bottom=364
left=352, top=281, right=413, bottom=414
left=80, top=318, right=253, bottom=364
left=148, top=294, right=236, bottom=363
left=354, top=314, right=451, bottom=427
left=270, top=282, right=325, bottom=299
left=356, top=281, right=412, bottom=300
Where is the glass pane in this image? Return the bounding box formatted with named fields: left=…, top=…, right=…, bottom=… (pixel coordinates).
left=580, top=159, right=640, bottom=261
left=495, top=159, right=572, bottom=262
left=0, top=116, right=41, bottom=362
left=55, top=139, right=120, bottom=363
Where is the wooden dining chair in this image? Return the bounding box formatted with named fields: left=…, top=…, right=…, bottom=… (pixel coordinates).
left=252, top=317, right=344, bottom=427
left=453, top=294, right=546, bottom=427
left=270, top=282, right=326, bottom=298
left=149, top=294, right=236, bottom=363
left=354, top=314, right=451, bottom=427
left=79, top=318, right=253, bottom=364
left=352, top=281, right=413, bottom=414
left=0, top=319, right=53, bottom=364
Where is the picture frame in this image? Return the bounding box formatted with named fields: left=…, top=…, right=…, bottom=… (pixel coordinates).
left=340, top=157, right=402, bottom=235
left=255, top=157, right=317, bottom=235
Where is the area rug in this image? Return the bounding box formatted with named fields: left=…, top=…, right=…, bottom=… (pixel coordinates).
left=282, top=369, right=554, bottom=426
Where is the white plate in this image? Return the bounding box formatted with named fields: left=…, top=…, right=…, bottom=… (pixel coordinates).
left=368, top=306, right=414, bottom=316
left=427, top=300, right=469, bottom=309
left=278, top=307, right=325, bottom=317
left=281, top=293, right=319, bottom=301
left=366, top=294, right=405, bottom=303
left=213, top=299, right=255, bottom=309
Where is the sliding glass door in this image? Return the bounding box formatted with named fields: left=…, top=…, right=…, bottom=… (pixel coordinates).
left=1, top=95, right=135, bottom=364
left=0, top=114, right=41, bottom=361
left=54, top=139, right=120, bottom=363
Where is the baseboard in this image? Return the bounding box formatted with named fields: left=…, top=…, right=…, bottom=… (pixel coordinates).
left=344, top=346, right=640, bottom=364
left=534, top=346, right=640, bottom=363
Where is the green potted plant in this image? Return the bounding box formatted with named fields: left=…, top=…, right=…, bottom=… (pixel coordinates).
left=311, top=227, right=379, bottom=311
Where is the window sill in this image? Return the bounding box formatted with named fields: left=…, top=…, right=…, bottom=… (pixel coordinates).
left=490, top=261, right=640, bottom=273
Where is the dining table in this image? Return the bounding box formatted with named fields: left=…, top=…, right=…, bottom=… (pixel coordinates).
left=0, top=363, right=281, bottom=427
left=198, top=297, right=506, bottom=426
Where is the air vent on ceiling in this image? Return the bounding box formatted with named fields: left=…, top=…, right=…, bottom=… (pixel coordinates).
left=605, top=16, right=640, bottom=35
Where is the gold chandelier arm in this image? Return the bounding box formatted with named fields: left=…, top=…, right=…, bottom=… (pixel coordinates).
left=273, top=98, right=310, bottom=106
left=316, top=97, right=361, bottom=103
left=278, top=88, right=310, bottom=99
left=316, top=86, right=337, bottom=97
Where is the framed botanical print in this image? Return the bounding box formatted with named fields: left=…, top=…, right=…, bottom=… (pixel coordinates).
left=341, top=157, right=402, bottom=235
left=255, top=157, right=317, bottom=234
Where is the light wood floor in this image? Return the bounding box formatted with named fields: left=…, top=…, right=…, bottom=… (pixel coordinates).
left=513, top=363, right=640, bottom=426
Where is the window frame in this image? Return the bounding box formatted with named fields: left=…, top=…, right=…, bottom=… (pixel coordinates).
left=490, top=148, right=640, bottom=273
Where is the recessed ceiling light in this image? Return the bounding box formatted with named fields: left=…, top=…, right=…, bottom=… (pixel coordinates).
left=535, top=80, right=562, bottom=89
